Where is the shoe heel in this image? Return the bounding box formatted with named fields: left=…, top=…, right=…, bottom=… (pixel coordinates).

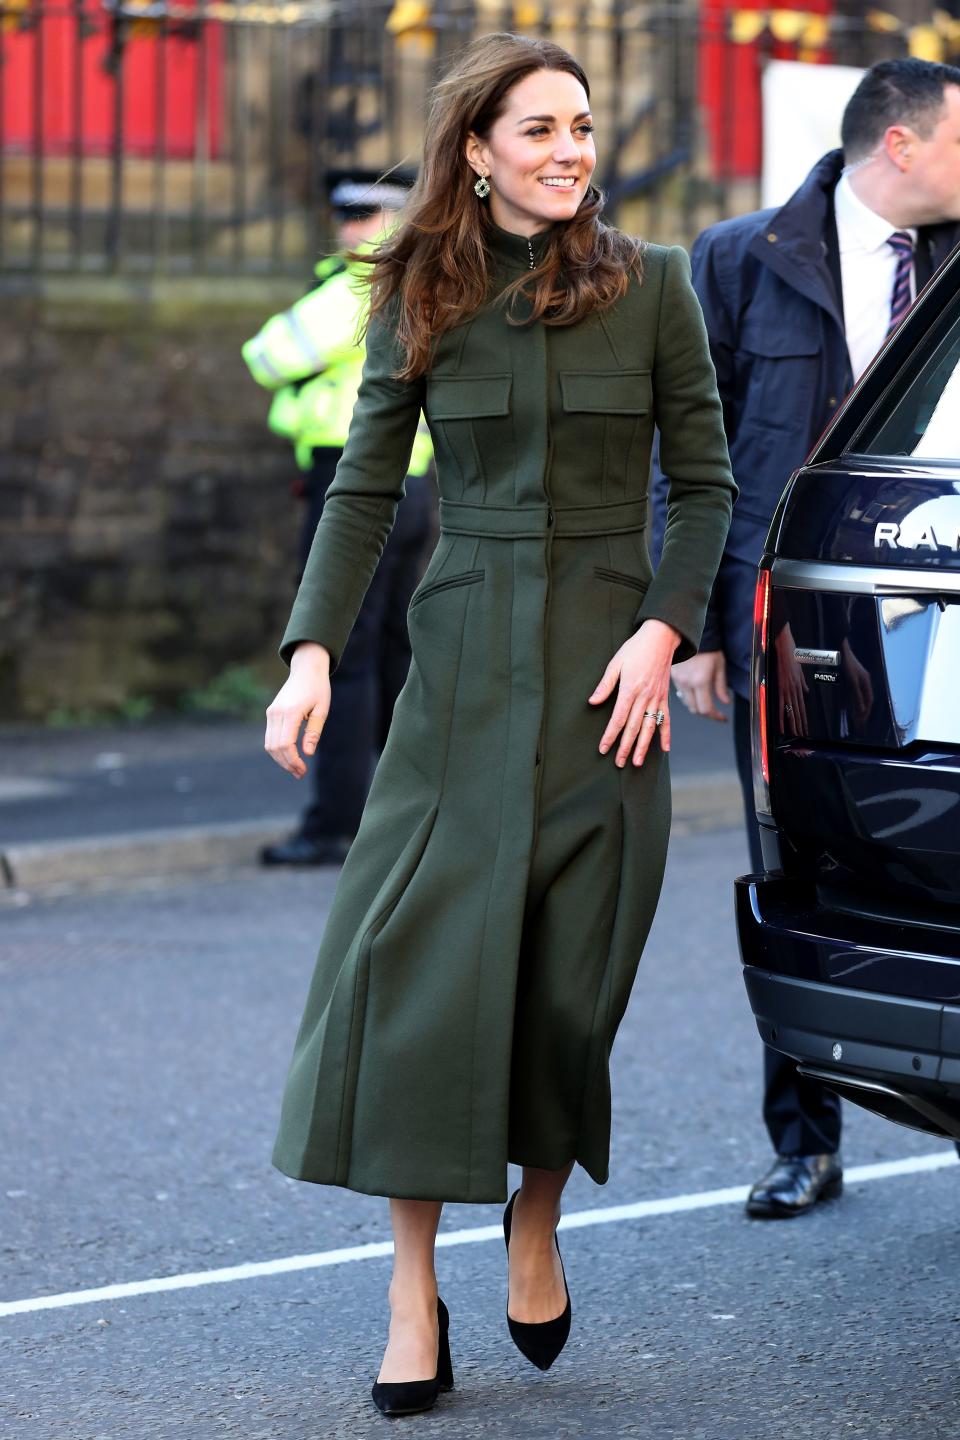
left=822, top=1175, right=843, bottom=1200
left=437, top=1298, right=454, bottom=1392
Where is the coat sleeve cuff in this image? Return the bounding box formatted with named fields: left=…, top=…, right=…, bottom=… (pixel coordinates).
left=279, top=624, right=342, bottom=672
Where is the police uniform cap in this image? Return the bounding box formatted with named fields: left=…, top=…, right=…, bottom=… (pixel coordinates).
left=327, top=168, right=415, bottom=217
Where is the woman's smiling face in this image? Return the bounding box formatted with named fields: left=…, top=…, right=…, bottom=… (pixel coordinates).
left=466, top=68, right=596, bottom=236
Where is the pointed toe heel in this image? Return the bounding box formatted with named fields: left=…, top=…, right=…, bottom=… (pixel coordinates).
left=503, top=1190, right=572, bottom=1371
left=371, top=1297, right=453, bottom=1417
left=506, top=1305, right=571, bottom=1373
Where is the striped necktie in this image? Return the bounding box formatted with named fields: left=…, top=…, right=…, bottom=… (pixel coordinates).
left=885, top=230, right=915, bottom=338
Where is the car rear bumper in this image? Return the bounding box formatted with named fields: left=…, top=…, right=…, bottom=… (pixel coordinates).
left=737, top=874, right=960, bottom=1138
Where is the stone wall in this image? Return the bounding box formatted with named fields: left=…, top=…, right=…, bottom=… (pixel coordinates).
left=1, top=274, right=311, bottom=720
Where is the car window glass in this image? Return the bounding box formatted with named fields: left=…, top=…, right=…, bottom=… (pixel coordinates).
left=854, top=305, right=960, bottom=459
left=914, top=361, right=960, bottom=456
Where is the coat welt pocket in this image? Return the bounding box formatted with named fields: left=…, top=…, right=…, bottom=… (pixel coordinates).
left=427, top=375, right=512, bottom=420
left=409, top=569, right=485, bottom=608
left=594, top=566, right=650, bottom=594
left=560, top=370, right=652, bottom=415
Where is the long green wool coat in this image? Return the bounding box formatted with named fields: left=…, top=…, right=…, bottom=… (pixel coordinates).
left=272, top=223, right=736, bottom=1203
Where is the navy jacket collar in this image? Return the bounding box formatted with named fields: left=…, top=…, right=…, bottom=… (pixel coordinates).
left=749, top=147, right=960, bottom=325
left=748, top=149, right=846, bottom=328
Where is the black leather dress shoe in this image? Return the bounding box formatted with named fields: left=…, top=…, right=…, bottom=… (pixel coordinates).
left=746, top=1153, right=843, bottom=1219
left=259, top=834, right=351, bottom=867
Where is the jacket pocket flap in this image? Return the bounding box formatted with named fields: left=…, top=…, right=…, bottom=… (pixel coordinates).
left=560, top=370, right=652, bottom=414
left=428, top=374, right=512, bottom=419
left=739, top=318, right=819, bottom=358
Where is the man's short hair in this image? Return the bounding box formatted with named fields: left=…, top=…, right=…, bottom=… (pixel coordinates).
left=841, top=58, right=960, bottom=161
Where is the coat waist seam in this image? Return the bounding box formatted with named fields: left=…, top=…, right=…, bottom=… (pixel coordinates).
left=439, top=498, right=647, bottom=539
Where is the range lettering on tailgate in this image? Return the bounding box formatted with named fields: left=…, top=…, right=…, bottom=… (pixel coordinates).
left=875, top=521, right=960, bottom=551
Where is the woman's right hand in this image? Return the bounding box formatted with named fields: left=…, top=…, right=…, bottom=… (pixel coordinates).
left=264, top=642, right=332, bottom=778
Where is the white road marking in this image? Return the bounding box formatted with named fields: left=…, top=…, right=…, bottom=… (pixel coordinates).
left=0, top=777, right=71, bottom=803
left=1, top=1150, right=954, bottom=1320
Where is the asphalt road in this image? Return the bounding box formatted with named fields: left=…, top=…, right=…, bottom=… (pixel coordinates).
left=3, top=828, right=960, bottom=1440
left=0, top=701, right=736, bottom=846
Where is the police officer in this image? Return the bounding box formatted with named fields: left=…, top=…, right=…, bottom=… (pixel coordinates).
left=244, top=170, right=435, bottom=865
left=669, top=59, right=960, bottom=1217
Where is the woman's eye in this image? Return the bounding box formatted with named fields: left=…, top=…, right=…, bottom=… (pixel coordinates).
left=526, top=127, right=549, bottom=137
left=577, top=124, right=594, bottom=136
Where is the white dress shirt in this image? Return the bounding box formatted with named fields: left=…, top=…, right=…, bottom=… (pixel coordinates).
left=834, top=171, right=917, bottom=382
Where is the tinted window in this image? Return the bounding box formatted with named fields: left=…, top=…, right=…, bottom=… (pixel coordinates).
left=854, top=294, right=960, bottom=459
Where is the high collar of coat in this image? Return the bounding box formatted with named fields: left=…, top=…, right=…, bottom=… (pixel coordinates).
left=484, top=218, right=555, bottom=270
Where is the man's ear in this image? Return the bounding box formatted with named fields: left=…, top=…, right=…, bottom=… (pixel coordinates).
left=883, top=123, right=915, bottom=171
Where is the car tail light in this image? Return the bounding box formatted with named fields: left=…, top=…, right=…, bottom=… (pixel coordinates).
left=751, top=565, right=772, bottom=820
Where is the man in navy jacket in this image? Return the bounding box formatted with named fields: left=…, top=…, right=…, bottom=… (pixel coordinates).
left=671, top=58, right=960, bottom=1217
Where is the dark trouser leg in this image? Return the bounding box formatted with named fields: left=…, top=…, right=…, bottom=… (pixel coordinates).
left=295, top=449, right=359, bottom=840
left=297, top=448, right=341, bottom=579
left=298, top=447, right=375, bottom=842
left=298, top=461, right=432, bottom=842
left=733, top=695, right=842, bottom=1157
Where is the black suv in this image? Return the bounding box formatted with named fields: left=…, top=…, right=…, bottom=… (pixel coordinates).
left=738, top=243, right=960, bottom=1142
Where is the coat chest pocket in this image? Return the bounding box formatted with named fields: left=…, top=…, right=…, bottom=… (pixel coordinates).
left=427, top=374, right=512, bottom=420
left=560, top=370, right=652, bottom=415
left=426, top=374, right=512, bottom=484
left=559, top=371, right=652, bottom=487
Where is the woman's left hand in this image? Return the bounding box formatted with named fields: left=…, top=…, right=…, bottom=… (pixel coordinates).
left=589, top=619, right=682, bottom=767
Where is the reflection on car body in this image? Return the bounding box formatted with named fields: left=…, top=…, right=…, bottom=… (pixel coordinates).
left=738, top=243, right=960, bottom=1141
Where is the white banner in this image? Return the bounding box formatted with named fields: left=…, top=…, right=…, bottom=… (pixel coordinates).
left=761, top=60, right=865, bottom=208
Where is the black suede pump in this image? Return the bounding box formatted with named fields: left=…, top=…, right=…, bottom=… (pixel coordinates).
left=371, top=1297, right=453, bottom=1418
left=502, top=1190, right=572, bottom=1370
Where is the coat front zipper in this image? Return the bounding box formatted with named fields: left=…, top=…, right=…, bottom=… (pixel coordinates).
left=527, top=238, right=535, bottom=270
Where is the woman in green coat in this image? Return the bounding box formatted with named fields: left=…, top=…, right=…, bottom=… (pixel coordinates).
left=265, top=32, right=735, bottom=1416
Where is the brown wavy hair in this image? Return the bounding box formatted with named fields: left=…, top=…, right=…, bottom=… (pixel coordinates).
left=359, top=32, right=645, bottom=380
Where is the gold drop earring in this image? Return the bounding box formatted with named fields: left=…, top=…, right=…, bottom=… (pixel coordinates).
left=474, top=172, right=491, bottom=199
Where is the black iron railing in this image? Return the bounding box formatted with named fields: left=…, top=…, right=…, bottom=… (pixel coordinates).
left=0, top=0, right=947, bottom=275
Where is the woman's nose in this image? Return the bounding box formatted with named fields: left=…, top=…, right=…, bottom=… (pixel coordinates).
left=552, top=136, right=581, bottom=164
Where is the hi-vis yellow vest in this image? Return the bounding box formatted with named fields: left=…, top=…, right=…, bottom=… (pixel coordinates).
left=242, top=248, right=433, bottom=475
